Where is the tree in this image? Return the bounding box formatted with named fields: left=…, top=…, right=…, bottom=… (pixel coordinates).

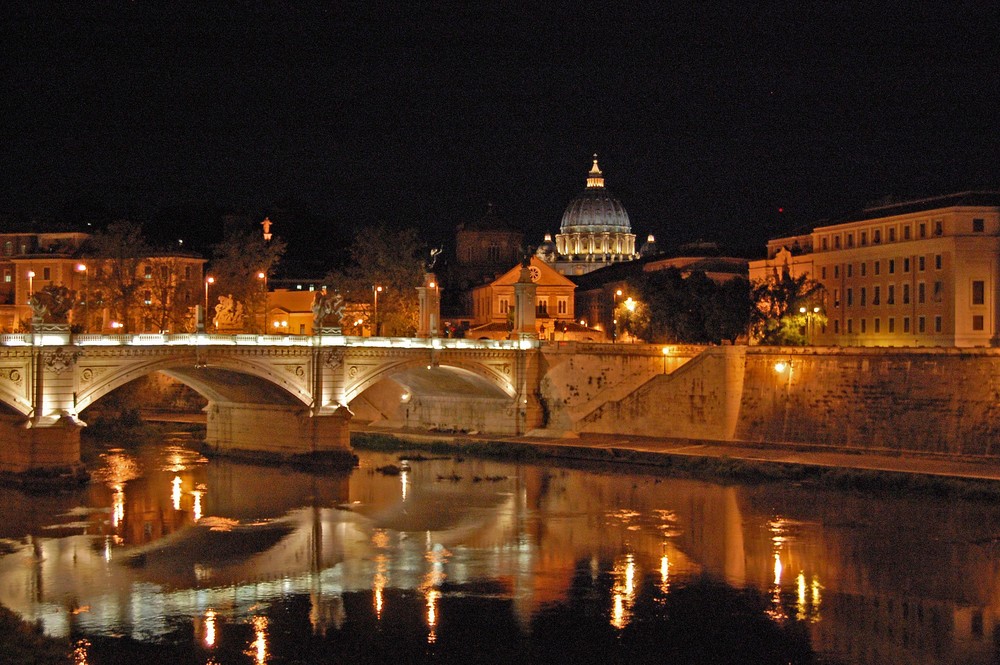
left=209, top=226, right=286, bottom=332
left=705, top=277, right=754, bottom=343
left=750, top=270, right=826, bottom=345
left=88, top=221, right=149, bottom=332
left=138, top=257, right=202, bottom=333
left=324, top=224, right=425, bottom=336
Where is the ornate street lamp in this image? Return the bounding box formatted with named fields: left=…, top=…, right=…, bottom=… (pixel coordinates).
left=258, top=271, right=268, bottom=331
left=76, top=263, right=88, bottom=332
left=373, top=285, right=383, bottom=336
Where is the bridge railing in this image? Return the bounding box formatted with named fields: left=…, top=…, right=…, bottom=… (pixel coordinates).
left=0, top=332, right=538, bottom=351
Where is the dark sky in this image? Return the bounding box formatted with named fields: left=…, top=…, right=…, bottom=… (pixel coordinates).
left=2, top=1, right=998, bottom=256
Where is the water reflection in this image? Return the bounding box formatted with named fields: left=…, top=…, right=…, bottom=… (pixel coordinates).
left=1, top=441, right=1000, bottom=663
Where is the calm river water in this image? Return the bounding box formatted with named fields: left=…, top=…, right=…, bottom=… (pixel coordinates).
left=2, top=435, right=1000, bottom=664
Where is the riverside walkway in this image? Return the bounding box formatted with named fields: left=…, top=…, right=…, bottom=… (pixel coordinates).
left=357, top=427, right=1000, bottom=484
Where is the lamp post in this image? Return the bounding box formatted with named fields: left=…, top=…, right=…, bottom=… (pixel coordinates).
left=612, top=289, right=623, bottom=343
left=27, top=270, right=34, bottom=302
left=662, top=346, right=669, bottom=374
left=204, top=276, right=214, bottom=328
left=373, top=285, right=383, bottom=337
left=76, top=263, right=88, bottom=332
left=257, top=271, right=268, bottom=332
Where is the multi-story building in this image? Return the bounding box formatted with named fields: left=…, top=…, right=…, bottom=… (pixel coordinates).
left=750, top=192, right=1000, bottom=347
left=0, top=230, right=205, bottom=333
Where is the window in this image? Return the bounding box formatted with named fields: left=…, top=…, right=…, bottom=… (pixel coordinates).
left=499, top=298, right=510, bottom=314
left=847, top=264, right=853, bottom=278
left=847, top=319, right=853, bottom=333
left=161, top=265, right=169, bottom=280
left=973, top=218, right=985, bottom=232
left=143, top=290, right=152, bottom=305
left=934, top=220, right=942, bottom=236
left=889, top=259, right=895, bottom=274
left=833, top=289, right=840, bottom=307
left=874, top=261, right=880, bottom=276
left=3, top=241, right=11, bottom=256
left=847, top=288, right=853, bottom=306
left=904, top=317, right=911, bottom=332
left=834, top=320, right=840, bottom=334
left=918, top=282, right=925, bottom=304
left=904, top=226, right=912, bottom=240
left=889, top=227, right=897, bottom=242
left=185, top=266, right=192, bottom=280
left=889, top=317, right=895, bottom=333
left=557, top=298, right=568, bottom=315
left=861, top=319, right=867, bottom=333
left=861, top=262, right=867, bottom=277
left=888, top=285, right=895, bottom=305
left=873, top=286, right=881, bottom=305
left=144, top=265, right=152, bottom=279
left=536, top=298, right=548, bottom=315
left=821, top=237, right=829, bottom=251
left=860, top=287, right=866, bottom=306
left=903, top=258, right=910, bottom=273
left=903, top=284, right=910, bottom=304
left=935, top=254, right=942, bottom=270
left=918, top=256, right=925, bottom=271
left=874, top=318, right=880, bottom=333
left=972, top=280, right=985, bottom=305
left=873, top=229, right=881, bottom=243
left=43, top=267, right=51, bottom=280
left=860, top=231, right=867, bottom=246
left=973, top=315, right=985, bottom=331
left=919, top=223, right=926, bottom=239
left=3, top=270, right=9, bottom=283
left=846, top=234, right=854, bottom=248
left=834, top=236, right=841, bottom=249
left=834, top=265, right=840, bottom=278
left=821, top=267, right=827, bottom=279
left=933, top=281, right=943, bottom=302
left=934, top=316, right=942, bottom=333
left=918, top=316, right=925, bottom=333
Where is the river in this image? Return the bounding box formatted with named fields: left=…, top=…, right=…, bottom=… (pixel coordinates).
left=1, top=433, right=999, bottom=664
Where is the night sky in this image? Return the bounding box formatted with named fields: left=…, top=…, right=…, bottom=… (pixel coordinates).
left=2, top=2, right=998, bottom=259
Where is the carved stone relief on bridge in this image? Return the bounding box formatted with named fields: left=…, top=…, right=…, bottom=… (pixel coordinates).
left=0, top=366, right=25, bottom=387
left=44, top=348, right=81, bottom=375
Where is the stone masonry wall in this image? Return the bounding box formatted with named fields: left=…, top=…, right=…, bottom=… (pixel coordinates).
left=544, top=345, right=1000, bottom=457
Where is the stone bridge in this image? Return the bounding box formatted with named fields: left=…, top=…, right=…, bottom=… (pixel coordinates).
left=0, top=330, right=546, bottom=475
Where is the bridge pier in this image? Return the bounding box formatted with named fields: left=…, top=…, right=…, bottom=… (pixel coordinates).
left=0, top=414, right=85, bottom=481
left=204, top=401, right=355, bottom=464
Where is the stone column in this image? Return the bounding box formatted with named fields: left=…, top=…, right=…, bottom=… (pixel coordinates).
left=512, top=265, right=537, bottom=339
left=416, top=272, right=441, bottom=338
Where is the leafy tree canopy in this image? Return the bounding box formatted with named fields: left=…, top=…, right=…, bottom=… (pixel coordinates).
left=750, top=270, right=826, bottom=345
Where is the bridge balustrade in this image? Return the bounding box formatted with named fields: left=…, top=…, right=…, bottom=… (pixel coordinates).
left=0, top=333, right=539, bottom=350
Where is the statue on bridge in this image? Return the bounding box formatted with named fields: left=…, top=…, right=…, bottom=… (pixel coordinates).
left=214, top=294, right=245, bottom=331
left=311, top=287, right=345, bottom=333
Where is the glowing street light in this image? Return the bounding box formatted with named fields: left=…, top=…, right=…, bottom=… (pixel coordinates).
left=257, top=271, right=268, bottom=331
left=662, top=346, right=669, bottom=374
left=26, top=270, right=34, bottom=303
left=204, top=276, right=215, bottom=315
left=373, top=285, right=383, bottom=336
left=612, top=289, right=623, bottom=344
left=76, top=263, right=88, bottom=331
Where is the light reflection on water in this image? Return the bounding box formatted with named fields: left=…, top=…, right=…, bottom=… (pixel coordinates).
left=1, top=439, right=1000, bottom=663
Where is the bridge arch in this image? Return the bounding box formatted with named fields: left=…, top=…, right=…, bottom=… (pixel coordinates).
left=343, top=357, right=517, bottom=405
left=75, top=352, right=312, bottom=415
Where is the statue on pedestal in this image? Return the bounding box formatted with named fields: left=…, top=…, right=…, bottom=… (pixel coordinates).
left=214, top=294, right=245, bottom=331
left=311, top=287, right=345, bottom=333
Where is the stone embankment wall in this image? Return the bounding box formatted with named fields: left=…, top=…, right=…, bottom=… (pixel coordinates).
left=541, top=345, right=1000, bottom=456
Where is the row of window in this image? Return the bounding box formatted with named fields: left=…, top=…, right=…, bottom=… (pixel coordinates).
left=817, top=218, right=985, bottom=252
left=821, top=254, right=943, bottom=280
left=497, top=298, right=569, bottom=315
left=832, top=280, right=986, bottom=308
left=832, top=314, right=987, bottom=335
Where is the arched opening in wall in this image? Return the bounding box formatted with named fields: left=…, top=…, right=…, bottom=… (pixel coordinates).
left=350, top=364, right=511, bottom=434
left=80, top=367, right=305, bottom=439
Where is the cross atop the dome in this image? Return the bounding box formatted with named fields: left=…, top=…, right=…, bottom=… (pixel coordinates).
left=586, top=154, right=605, bottom=189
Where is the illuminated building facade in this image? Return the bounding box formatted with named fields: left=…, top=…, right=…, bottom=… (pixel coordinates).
left=536, top=155, right=644, bottom=276
left=0, top=230, right=205, bottom=333
left=750, top=192, right=1000, bottom=347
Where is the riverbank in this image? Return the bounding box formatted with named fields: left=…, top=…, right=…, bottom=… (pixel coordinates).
left=352, top=427, right=1000, bottom=499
